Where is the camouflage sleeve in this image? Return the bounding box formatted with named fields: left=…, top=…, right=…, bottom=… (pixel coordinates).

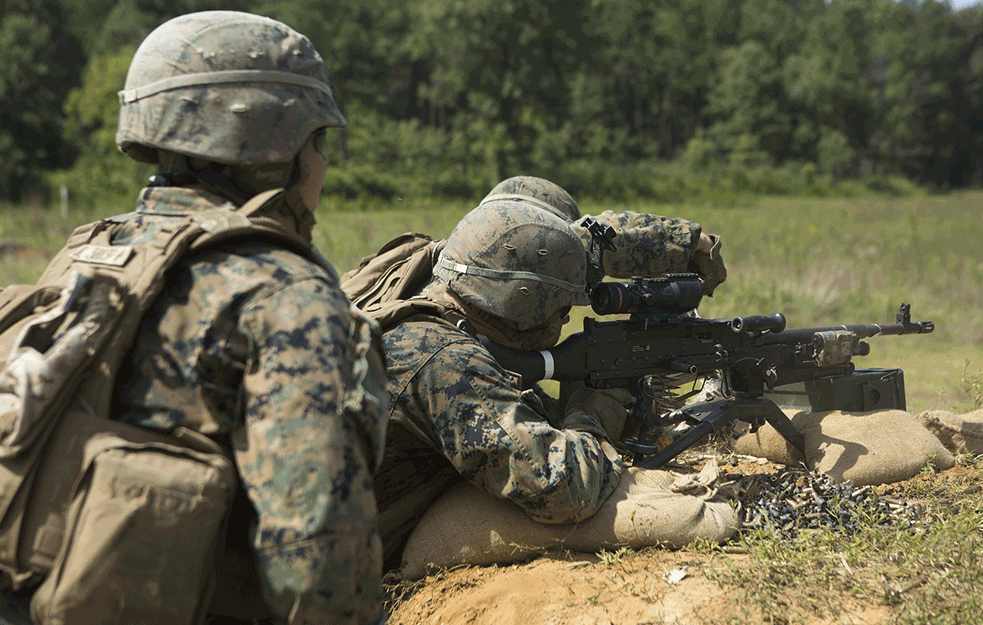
left=530, top=384, right=565, bottom=428
left=572, top=211, right=702, bottom=279
left=408, top=338, right=624, bottom=524
left=232, top=276, right=385, bottom=625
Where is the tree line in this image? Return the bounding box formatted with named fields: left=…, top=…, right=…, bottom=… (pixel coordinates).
left=2, top=0, right=982, bottom=206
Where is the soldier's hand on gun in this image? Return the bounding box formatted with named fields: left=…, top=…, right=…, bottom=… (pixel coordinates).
left=562, top=387, right=633, bottom=442
left=690, top=232, right=727, bottom=297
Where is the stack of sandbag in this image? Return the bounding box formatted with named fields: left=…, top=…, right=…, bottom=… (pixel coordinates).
left=401, top=462, right=737, bottom=580
left=918, top=409, right=983, bottom=455
left=730, top=408, right=955, bottom=485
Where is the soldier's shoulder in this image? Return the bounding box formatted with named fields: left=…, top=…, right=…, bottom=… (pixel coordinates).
left=203, top=241, right=338, bottom=284
left=384, top=313, right=480, bottom=358
left=179, top=241, right=347, bottom=317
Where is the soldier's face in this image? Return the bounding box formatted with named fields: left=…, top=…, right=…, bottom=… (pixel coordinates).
left=297, top=129, right=328, bottom=212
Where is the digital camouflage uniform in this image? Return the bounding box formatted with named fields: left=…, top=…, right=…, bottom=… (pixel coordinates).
left=480, top=177, right=704, bottom=280
left=374, top=313, right=624, bottom=564
left=573, top=211, right=701, bottom=279
left=0, top=11, right=387, bottom=625
left=108, top=185, right=387, bottom=625
left=112, top=12, right=388, bottom=623
left=367, top=202, right=624, bottom=566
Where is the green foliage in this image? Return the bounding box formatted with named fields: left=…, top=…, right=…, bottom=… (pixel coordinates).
left=0, top=0, right=84, bottom=201
left=5, top=0, right=983, bottom=200
left=596, top=547, right=631, bottom=566
left=46, top=46, right=153, bottom=209
left=960, top=361, right=983, bottom=409
left=816, top=128, right=855, bottom=177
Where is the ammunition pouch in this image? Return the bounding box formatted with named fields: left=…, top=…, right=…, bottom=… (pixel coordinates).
left=0, top=406, right=235, bottom=625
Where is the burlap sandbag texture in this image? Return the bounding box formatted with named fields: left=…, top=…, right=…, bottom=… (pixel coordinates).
left=731, top=408, right=954, bottom=485
left=918, top=409, right=983, bottom=454
left=401, top=464, right=737, bottom=580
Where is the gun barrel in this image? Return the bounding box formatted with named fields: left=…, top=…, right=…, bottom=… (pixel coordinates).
left=759, top=320, right=933, bottom=344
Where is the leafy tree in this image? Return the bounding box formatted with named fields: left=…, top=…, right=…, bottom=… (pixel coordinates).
left=88, top=0, right=250, bottom=55
left=697, top=40, right=791, bottom=165
left=47, top=46, right=153, bottom=207
left=7, top=0, right=983, bottom=201
left=0, top=0, right=84, bottom=201
left=781, top=0, right=871, bottom=171
left=816, top=127, right=855, bottom=177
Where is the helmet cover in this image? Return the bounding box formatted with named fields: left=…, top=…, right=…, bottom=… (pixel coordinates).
left=117, top=10, right=346, bottom=165
left=480, top=176, right=581, bottom=222
left=434, top=199, right=589, bottom=325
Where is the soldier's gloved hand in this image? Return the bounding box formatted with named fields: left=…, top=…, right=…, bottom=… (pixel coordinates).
left=689, top=232, right=727, bottom=297
left=562, top=387, right=633, bottom=442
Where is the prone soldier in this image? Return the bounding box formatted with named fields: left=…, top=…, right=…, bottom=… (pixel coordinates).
left=350, top=187, right=727, bottom=568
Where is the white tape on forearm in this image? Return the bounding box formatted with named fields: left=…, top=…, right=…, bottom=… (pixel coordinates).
left=541, top=350, right=554, bottom=380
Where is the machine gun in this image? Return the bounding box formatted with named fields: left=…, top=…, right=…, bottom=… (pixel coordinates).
left=481, top=273, right=935, bottom=470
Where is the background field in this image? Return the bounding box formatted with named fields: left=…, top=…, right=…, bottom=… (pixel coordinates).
left=3, top=191, right=981, bottom=413
left=2, top=190, right=982, bottom=624
left=310, top=190, right=983, bottom=415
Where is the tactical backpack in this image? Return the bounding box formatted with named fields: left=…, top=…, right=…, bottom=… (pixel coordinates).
left=340, top=232, right=449, bottom=329
left=0, top=189, right=329, bottom=623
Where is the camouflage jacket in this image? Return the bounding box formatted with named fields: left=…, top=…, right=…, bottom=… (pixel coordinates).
left=111, top=186, right=387, bottom=625
left=571, top=211, right=701, bottom=279
left=373, top=310, right=624, bottom=564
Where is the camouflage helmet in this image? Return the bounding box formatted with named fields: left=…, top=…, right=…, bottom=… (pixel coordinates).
left=480, top=176, right=581, bottom=222
left=433, top=199, right=589, bottom=326
left=116, top=11, right=346, bottom=166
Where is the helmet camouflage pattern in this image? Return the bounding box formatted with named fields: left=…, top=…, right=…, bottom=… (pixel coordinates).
left=434, top=199, right=589, bottom=325
left=116, top=11, right=346, bottom=166
left=480, top=176, right=581, bottom=222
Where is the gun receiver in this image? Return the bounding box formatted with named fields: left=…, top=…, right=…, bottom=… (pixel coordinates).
left=481, top=274, right=935, bottom=469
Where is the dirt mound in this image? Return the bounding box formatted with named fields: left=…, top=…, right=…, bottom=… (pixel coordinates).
left=386, top=549, right=891, bottom=625
left=385, top=457, right=983, bottom=625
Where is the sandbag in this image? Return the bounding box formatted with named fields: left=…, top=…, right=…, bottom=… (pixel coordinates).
left=918, top=409, right=983, bottom=454
left=731, top=408, right=954, bottom=485
left=401, top=463, right=738, bottom=580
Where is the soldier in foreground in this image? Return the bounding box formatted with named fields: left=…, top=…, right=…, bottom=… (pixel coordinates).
left=0, top=11, right=387, bottom=625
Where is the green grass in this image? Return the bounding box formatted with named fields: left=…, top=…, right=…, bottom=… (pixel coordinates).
left=693, top=458, right=983, bottom=625
left=3, top=191, right=982, bottom=414
left=6, top=191, right=982, bottom=625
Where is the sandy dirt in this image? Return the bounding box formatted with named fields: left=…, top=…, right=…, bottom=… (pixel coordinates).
left=385, top=453, right=980, bottom=625
left=386, top=547, right=893, bottom=625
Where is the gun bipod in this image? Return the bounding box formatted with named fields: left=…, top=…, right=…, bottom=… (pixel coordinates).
left=626, top=397, right=806, bottom=470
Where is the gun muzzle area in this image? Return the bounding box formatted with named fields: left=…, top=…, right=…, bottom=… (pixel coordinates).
left=731, top=312, right=786, bottom=334
left=913, top=320, right=935, bottom=334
